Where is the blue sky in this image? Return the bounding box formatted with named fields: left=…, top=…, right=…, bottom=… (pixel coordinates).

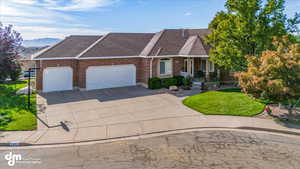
left=1, top=0, right=299, bottom=40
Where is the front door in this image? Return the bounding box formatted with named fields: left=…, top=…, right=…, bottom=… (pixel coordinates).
left=184, top=58, right=194, bottom=77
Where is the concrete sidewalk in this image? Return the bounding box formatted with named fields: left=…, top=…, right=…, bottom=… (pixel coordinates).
left=1, top=114, right=300, bottom=146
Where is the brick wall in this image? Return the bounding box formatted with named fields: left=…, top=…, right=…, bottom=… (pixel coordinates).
left=173, top=57, right=184, bottom=76
left=77, top=58, right=145, bottom=88
left=35, top=59, right=78, bottom=90
left=35, top=57, right=189, bottom=91
left=151, top=57, right=184, bottom=78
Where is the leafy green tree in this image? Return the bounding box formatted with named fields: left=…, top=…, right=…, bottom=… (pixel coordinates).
left=206, top=0, right=300, bottom=71
left=296, top=35, right=300, bottom=44
left=238, top=37, right=300, bottom=114
left=9, top=61, right=22, bottom=81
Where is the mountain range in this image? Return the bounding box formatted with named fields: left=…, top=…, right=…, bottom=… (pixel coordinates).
left=22, top=38, right=61, bottom=47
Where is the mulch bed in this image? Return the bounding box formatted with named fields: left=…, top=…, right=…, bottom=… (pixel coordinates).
left=256, top=104, right=300, bottom=125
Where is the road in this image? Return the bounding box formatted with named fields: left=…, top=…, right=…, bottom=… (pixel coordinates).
left=1, top=129, right=300, bottom=169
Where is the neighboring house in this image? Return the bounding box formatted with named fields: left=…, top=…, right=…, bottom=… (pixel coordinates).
left=32, top=29, right=232, bottom=93
left=19, top=59, right=35, bottom=72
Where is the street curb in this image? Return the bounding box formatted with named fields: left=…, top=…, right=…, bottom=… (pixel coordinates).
left=0, top=126, right=300, bottom=149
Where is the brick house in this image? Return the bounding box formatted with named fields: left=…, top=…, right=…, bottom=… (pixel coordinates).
left=32, top=29, right=232, bottom=93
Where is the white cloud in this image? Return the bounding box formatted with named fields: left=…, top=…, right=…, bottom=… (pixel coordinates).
left=15, top=25, right=109, bottom=39
left=43, top=0, right=119, bottom=11
left=1, top=1, right=74, bottom=20
left=184, top=12, right=192, bottom=16
left=0, top=0, right=114, bottom=39
left=1, top=16, right=54, bottom=25
left=10, top=0, right=36, bottom=5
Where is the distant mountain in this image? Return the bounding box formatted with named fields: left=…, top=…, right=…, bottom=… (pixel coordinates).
left=19, top=46, right=48, bottom=59
left=22, top=38, right=61, bottom=47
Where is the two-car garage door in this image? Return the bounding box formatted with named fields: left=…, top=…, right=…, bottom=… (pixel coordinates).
left=86, top=64, right=136, bottom=90
left=42, top=64, right=136, bottom=92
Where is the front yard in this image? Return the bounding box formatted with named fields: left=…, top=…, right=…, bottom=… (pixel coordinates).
left=0, top=80, right=37, bottom=131
left=183, top=88, right=266, bottom=116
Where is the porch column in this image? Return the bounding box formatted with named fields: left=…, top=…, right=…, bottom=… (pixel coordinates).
left=217, top=68, right=221, bottom=80
left=205, top=59, right=210, bottom=81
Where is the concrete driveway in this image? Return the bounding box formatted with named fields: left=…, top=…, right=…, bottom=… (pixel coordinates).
left=2, top=86, right=300, bottom=145
left=38, top=86, right=199, bottom=128
left=33, top=86, right=200, bottom=143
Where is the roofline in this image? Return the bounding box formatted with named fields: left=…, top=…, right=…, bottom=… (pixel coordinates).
left=32, top=57, right=76, bottom=61
left=31, top=38, right=65, bottom=59
left=78, top=56, right=145, bottom=60
left=139, top=30, right=166, bottom=56
left=146, top=55, right=209, bottom=58
left=75, top=34, right=108, bottom=58
left=32, top=55, right=209, bottom=60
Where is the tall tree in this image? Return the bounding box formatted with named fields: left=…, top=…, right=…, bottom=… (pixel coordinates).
left=296, top=35, right=300, bottom=44
left=206, top=0, right=300, bottom=71
left=238, top=36, right=300, bottom=114
left=0, top=23, right=23, bottom=82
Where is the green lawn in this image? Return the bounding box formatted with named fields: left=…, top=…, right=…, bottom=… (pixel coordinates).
left=183, top=88, right=265, bottom=116
left=0, top=80, right=37, bottom=131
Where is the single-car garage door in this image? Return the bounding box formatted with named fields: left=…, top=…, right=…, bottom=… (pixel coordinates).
left=43, top=67, right=73, bottom=92
left=86, top=64, right=136, bottom=90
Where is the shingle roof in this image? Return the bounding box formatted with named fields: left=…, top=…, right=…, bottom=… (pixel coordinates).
left=79, top=33, right=154, bottom=58
left=33, top=29, right=211, bottom=60
left=143, top=29, right=210, bottom=56
left=179, top=35, right=208, bottom=56
left=139, top=30, right=164, bottom=56
left=35, top=35, right=101, bottom=58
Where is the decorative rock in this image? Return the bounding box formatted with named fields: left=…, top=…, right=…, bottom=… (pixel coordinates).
left=169, top=85, right=179, bottom=91
left=16, top=86, right=34, bottom=95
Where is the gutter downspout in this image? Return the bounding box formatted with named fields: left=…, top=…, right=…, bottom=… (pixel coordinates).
left=150, top=56, right=154, bottom=78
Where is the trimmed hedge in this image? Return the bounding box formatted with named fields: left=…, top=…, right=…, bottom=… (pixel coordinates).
left=174, top=76, right=184, bottom=86
left=148, top=77, right=161, bottom=89
left=161, top=78, right=177, bottom=88
left=148, top=76, right=184, bottom=89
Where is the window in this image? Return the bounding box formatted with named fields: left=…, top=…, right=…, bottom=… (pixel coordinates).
left=200, top=60, right=214, bottom=72
left=159, top=59, right=172, bottom=75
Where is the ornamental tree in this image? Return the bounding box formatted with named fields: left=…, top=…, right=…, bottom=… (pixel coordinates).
left=0, top=23, right=23, bottom=82
left=206, top=0, right=300, bottom=71
left=238, top=37, right=300, bottom=114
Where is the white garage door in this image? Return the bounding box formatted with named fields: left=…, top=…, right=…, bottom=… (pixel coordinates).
left=43, top=67, right=73, bottom=92
left=86, top=64, right=136, bottom=90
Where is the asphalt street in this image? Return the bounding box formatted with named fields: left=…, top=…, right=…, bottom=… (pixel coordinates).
left=1, top=129, right=300, bottom=169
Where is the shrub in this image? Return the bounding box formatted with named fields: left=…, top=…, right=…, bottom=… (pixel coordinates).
left=183, top=76, right=192, bottom=88
left=9, top=62, right=22, bottom=81
left=148, top=77, right=161, bottom=89
left=174, top=76, right=184, bottom=86
left=161, top=78, right=177, bottom=88
left=195, top=71, right=204, bottom=78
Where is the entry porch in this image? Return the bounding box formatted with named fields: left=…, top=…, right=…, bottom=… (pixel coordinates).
left=180, top=57, right=220, bottom=82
